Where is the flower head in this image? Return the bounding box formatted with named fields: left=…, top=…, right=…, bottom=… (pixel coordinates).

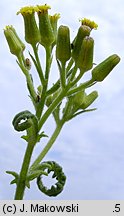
left=49, top=13, right=60, bottom=22
left=36, top=4, right=51, bottom=13
left=80, top=18, right=98, bottom=30
left=17, top=6, right=36, bottom=15
left=17, top=6, right=41, bottom=46
left=36, top=4, right=55, bottom=47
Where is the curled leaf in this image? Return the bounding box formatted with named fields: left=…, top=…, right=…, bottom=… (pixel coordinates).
left=37, top=161, right=66, bottom=197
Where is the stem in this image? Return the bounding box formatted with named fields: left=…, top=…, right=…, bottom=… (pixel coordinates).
left=60, top=62, right=66, bottom=88
left=14, top=142, right=35, bottom=200
left=36, top=46, right=52, bottom=119
left=29, top=121, right=64, bottom=172
left=17, top=56, right=37, bottom=108
left=45, top=46, right=52, bottom=80
left=46, top=59, right=74, bottom=96
left=32, top=45, right=45, bottom=85
left=67, top=78, right=95, bottom=96
left=66, top=57, right=74, bottom=73
left=46, top=80, right=60, bottom=95
left=25, top=73, right=37, bottom=102
left=68, top=64, right=78, bottom=83
left=70, top=68, right=85, bottom=86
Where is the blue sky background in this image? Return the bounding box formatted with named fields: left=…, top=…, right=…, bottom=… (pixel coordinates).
left=0, top=0, right=124, bottom=200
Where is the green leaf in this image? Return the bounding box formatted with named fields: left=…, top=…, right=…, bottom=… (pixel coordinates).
left=37, top=131, right=48, bottom=142
left=6, top=170, right=19, bottom=185
left=21, top=135, right=29, bottom=142
left=70, top=108, right=97, bottom=120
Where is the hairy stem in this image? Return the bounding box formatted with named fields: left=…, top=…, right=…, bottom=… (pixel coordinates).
left=14, top=142, right=35, bottom=200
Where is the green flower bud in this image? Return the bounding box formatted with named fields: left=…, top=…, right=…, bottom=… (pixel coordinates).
left=76, top=36, right=94, bottom=71
left=81, top=91, right=98, bottom=109
left=36, top=4, right=55, bottom=47
left=10, top=26, right=25, bottom=51
left=17, top=6, right=41, bottom=46
left=72, top=25, right=91, bottom=61
left=56, top=25, right=71, bottom=64
left=73, top=90, right=86, bottom=107
left=92, top=54, right=120, bottom=82
left=4, top=25, right=25, bottom=57
left=49, top=13, right=60, bottom=48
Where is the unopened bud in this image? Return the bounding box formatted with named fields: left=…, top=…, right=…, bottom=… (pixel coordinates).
left=92, top=54, right=120, bottom=82
left=4, top=25, right=25, bottom=57
left=81, top=91, right=98, bottom=109
left=73, top=91, right=86, bottom=107
left=72, top=25, right=91, bottom=61
left=56, top=25, right=71, bottom=64
left=49, top=13, right=60, bottom=48
left=76, top=36, right=94, bottom=71
left=10, top=26, right=25, bottom=51
left=17, top=6, right=41, bottom=46
left=36, top=4, right=55, bottom=47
